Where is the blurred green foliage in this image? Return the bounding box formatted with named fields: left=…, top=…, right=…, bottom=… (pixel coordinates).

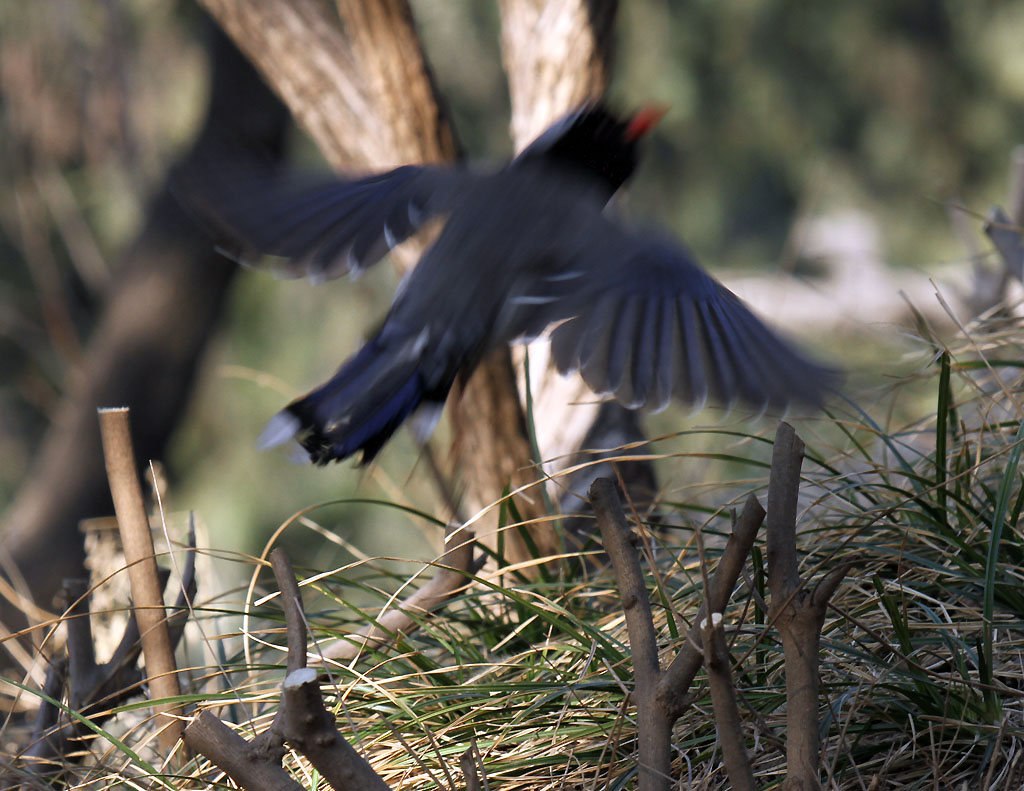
left=1, top=0, right=1021, bottom=568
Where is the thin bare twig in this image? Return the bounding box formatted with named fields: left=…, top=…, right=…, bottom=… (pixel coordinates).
left=270, top=551, right=307, bottom=674
left=701, top=612, right=756, bottom=791
left=656, top=494, right=765, bottom=721
left=249, top=548, right=307, bottom=759
left=61, top=580, right=100, bottom=701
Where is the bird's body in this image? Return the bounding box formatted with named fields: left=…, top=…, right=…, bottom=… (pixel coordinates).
left=397, top=165, right=603, bottom=343
left=198, top=104, right=838, bottom=464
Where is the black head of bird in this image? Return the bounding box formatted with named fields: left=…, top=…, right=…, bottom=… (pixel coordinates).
left=192, top=102, right=838, bottom=465
left=517, top=103, right=666, bottom=197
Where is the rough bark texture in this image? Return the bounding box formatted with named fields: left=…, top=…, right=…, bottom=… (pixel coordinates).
left=198, top=0, right=398, bottom=172
left=0, top=25, right=290, bottom=643
left=448, top=354, right=554, bottom=560
left=499, top=0, right=617, bottom=145
left=198, top=0, right=455, bottom=208
left=333, top=0, right=459, bottom=166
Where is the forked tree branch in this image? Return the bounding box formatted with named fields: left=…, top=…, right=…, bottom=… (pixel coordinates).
left=766, top=421, right=851, bottom=791
left=590, top=478, right=764, bottom=791
left=185, top=547, right=392, bottom=791
left=656, top=494, right=765, bottom=721
left=185, top=711, right=304, bottom=791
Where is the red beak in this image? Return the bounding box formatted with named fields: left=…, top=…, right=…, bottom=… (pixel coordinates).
left=625, top=104, right=668, bottom=141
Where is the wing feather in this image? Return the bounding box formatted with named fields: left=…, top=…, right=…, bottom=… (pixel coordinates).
left=547, top=224, right=838, bottom=412
left=185, top=164, right=462, bottom=282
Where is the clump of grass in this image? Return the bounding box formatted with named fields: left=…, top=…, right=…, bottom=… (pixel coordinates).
left=6, top=319, right=1024, bottom=790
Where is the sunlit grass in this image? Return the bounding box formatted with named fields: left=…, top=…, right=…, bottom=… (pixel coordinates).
left=6, top=313, right=1024, bottom=789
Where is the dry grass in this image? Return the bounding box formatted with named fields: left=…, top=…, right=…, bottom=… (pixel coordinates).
left=6, top=317, right=1024, bottom=790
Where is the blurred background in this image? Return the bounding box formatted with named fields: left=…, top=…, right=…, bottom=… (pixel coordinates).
left=1, top=0, right=1021, bottom=590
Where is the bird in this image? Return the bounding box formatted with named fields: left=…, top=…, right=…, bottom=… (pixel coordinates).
left=197, top=103, right=838, bottom=465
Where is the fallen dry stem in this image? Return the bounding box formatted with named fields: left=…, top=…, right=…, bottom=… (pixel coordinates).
left=323, top=522, right=476, bottom=662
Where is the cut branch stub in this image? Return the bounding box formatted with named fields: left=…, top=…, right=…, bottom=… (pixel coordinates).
left=186, top=548, right=394, bottom=791
left=766, top=421, right=805, bottom=605
left=589, top=477, right=670, bottom=791
left=764, top=420, right=852, bottom=791
left=657, top=493, right=765, bottom=722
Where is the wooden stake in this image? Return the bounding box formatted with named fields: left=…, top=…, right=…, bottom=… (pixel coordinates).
left=97, top=407, right=183, bottom=760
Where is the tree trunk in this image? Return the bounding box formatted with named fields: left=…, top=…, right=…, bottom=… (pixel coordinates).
left=198, top=0, right=634, bottom=566
left=0, top=24, right=290, bottom=644
left=498, top=1, right=656, bottom=521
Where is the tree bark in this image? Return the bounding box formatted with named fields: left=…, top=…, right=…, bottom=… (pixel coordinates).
left=499, top=0, right=617, bottom=145
left=198, top=0, right=399, bottom=172
left=333, top=0, right=459, bottom=165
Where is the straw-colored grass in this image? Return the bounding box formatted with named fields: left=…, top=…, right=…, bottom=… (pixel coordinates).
left=6, top=316, right=1024, bottom=790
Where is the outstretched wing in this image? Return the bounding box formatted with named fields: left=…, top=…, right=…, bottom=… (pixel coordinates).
left=183, top=161, right=468, bottom=283
left=547, top=227, right=839, bottom=413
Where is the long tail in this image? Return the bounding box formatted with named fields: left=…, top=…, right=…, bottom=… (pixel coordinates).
left=259, top=334, right=454, bottom=465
